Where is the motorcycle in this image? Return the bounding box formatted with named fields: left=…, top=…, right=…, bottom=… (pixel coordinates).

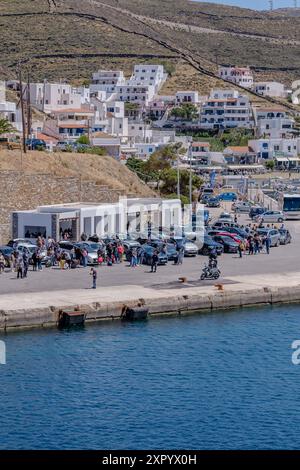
left=200, top=263, right=221, bottom=280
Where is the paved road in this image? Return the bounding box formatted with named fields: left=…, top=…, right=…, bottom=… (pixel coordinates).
left=0, top=205, right=299, bottom=296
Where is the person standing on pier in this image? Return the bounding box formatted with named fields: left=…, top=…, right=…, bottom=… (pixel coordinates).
left=90, top=268, right=98, bottom=289
left=151, top=250, right=159, bottom=273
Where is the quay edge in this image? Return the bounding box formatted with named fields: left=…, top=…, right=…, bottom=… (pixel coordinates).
left=1, top=284, right=300, bottom=332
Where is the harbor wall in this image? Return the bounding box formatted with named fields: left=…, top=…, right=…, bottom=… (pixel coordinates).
left=1, top=284, right=300, bottom=332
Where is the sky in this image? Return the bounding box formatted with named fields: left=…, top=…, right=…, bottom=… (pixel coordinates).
left=192, top=0, right=297, bottom=11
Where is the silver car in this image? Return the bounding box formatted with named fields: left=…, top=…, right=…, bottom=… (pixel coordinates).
left=232, top=201, right=252, bottom=213
left=255, top=210, right=285, bottom=223
left=256, top=228, right=281, bottom=247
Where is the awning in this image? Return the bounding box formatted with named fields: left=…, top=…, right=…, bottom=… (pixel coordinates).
left=288, top=157, right=300, bottom=162
left=227, top=165, right=264, bottom=170
left=275, top=158, right=289, bottom=163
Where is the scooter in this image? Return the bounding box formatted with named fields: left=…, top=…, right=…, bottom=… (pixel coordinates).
left=200, top=264, right=221, bottom=280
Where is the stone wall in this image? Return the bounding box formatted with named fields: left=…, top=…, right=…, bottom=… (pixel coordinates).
left=0, top=171, right=129, bottom=244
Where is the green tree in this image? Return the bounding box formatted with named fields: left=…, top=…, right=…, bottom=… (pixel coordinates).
left=0, top=117, right=14, bottom=135
left=145, top=145, right=178, bottom=172
left=160, top=168, right=203, bottom=199
left=265, top=160, right=275, bottom=171
left=77, top=134, right=90, bottom=145
left=170, top=103, right=199, bottom=121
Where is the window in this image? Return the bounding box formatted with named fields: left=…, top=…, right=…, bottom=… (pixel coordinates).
left=24, top=226, right=47, bottom=239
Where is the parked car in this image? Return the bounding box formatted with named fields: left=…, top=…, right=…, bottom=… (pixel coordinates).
left=75, top=242, right=99, bottom=265
left=7, top=238, right=35, bottom=248
left=206, top=197, right=220, bottom=208
left=218, top=192, right=238, bottom=202
left=26, top=138, right=46, bottom=150
left=255, top=210, right=285, bottom=223
left=232, top=201, right=252, bottom=213
left=17, top=244, right=47, bottom=264
left=279, top=228, right=292, bottom=245
left=0, top=246, right=13, bottom=267
left=201, top=194, right=213, bottom=204
left=249, top=206, right=267, bottom=219
left=141, top=245, right=168, bottom=266
left=198, top=235, right=223, bottom=256
left=212, top=235, right=239, bottom=253
left=168, top=237, right=198, bottom=257
left=58, top=241, right=76, bottom=253
left=223, top=226, right=249, bottom=239
left=216, top=212, right=234, bottom=224
left=149, top=242, right=179, bottom=263
left=256, top=228, right=281, bottom=247
left=207, top=230, right=243, bottom=244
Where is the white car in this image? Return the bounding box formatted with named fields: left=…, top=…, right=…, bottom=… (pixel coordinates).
left=217, top=212, right=234, bottom=223
left=255, top=210, right=285, bottom=223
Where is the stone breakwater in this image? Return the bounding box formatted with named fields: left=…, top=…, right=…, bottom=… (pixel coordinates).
left=1, top=277, right=300, bottom=332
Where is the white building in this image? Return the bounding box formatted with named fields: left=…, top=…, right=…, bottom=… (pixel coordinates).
left=129, top=64, right=167, bottom=93
left=116, top=83, right=156, bottom=106
left=218, top=66, right=254, bottom=89
left=90, top=70, right=126, bottom=95
left=254, top=107, right=295, bottom=139
left=12, top=198, right=182, bottom=241
left=200, top=89, right=252, bottom=129
left=175, top=91, right=199, bottom=105
left=249, top=137, right=300, bottom=161
left=30, top=82, right=89, bottom=113
left=253, top=82, right=287, bottom=99
left=0, top=81, right=22, bottom=132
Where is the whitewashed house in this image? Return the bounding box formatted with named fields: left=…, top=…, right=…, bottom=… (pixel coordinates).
left=30, top=82, right=89, bottom=113
left=249, top=138, right=300, bottom=165
left=90, top=70, right=126, bottom=96
left=0, top=81, right=22, bottom=132
left=129, top=64, right=167, bottom=93
left=175, top=91, right=199, bottom=105
left=218, top=66, right=254, bottom=89
left=254, top=107, right=295, bottom=139
left=200, top=89, right=252, bottom=129
left=253, top=82, right=287, bottom=98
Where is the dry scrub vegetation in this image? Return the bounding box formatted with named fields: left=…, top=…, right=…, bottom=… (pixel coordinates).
left=0, top=149, right=155, bottom=197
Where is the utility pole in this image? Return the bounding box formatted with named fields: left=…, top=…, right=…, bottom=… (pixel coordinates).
left=27, top=71, right=32, bottom=140
left=18, top=64, right=27, bottom=156
left=188, top=141, right=193, bottom=206
left=177, top=150, right=180, bottom=200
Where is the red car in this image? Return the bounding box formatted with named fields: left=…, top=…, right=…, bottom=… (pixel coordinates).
left=208, top=230, right=249, bottom=248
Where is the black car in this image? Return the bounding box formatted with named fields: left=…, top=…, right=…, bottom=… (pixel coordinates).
left=279, top=229, right=292, bottom=245
left=199, top=235, right=223, bottom=256
left=206, top=197, right=220, bottom=208
left=212, top=235, right=239, bottom=253
left=149, top=242, right=179, bottom=263
left=141, top=245, right=168, bottom=266
left=249, top=207, right=267, bottom=219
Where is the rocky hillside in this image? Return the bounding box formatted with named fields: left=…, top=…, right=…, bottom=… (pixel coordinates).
left=0, top=149, right=155, bottom=243
left=0, top=0, right=299, bottom=104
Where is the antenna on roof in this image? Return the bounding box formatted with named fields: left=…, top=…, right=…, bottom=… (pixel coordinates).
left=269, top=0, right=274, bottom=10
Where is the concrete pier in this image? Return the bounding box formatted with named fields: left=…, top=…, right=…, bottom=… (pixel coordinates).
left=1, top=272, right=300, bottom=332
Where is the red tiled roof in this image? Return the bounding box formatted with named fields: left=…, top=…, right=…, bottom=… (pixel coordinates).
left=37, top=133, right=58, bottom=143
